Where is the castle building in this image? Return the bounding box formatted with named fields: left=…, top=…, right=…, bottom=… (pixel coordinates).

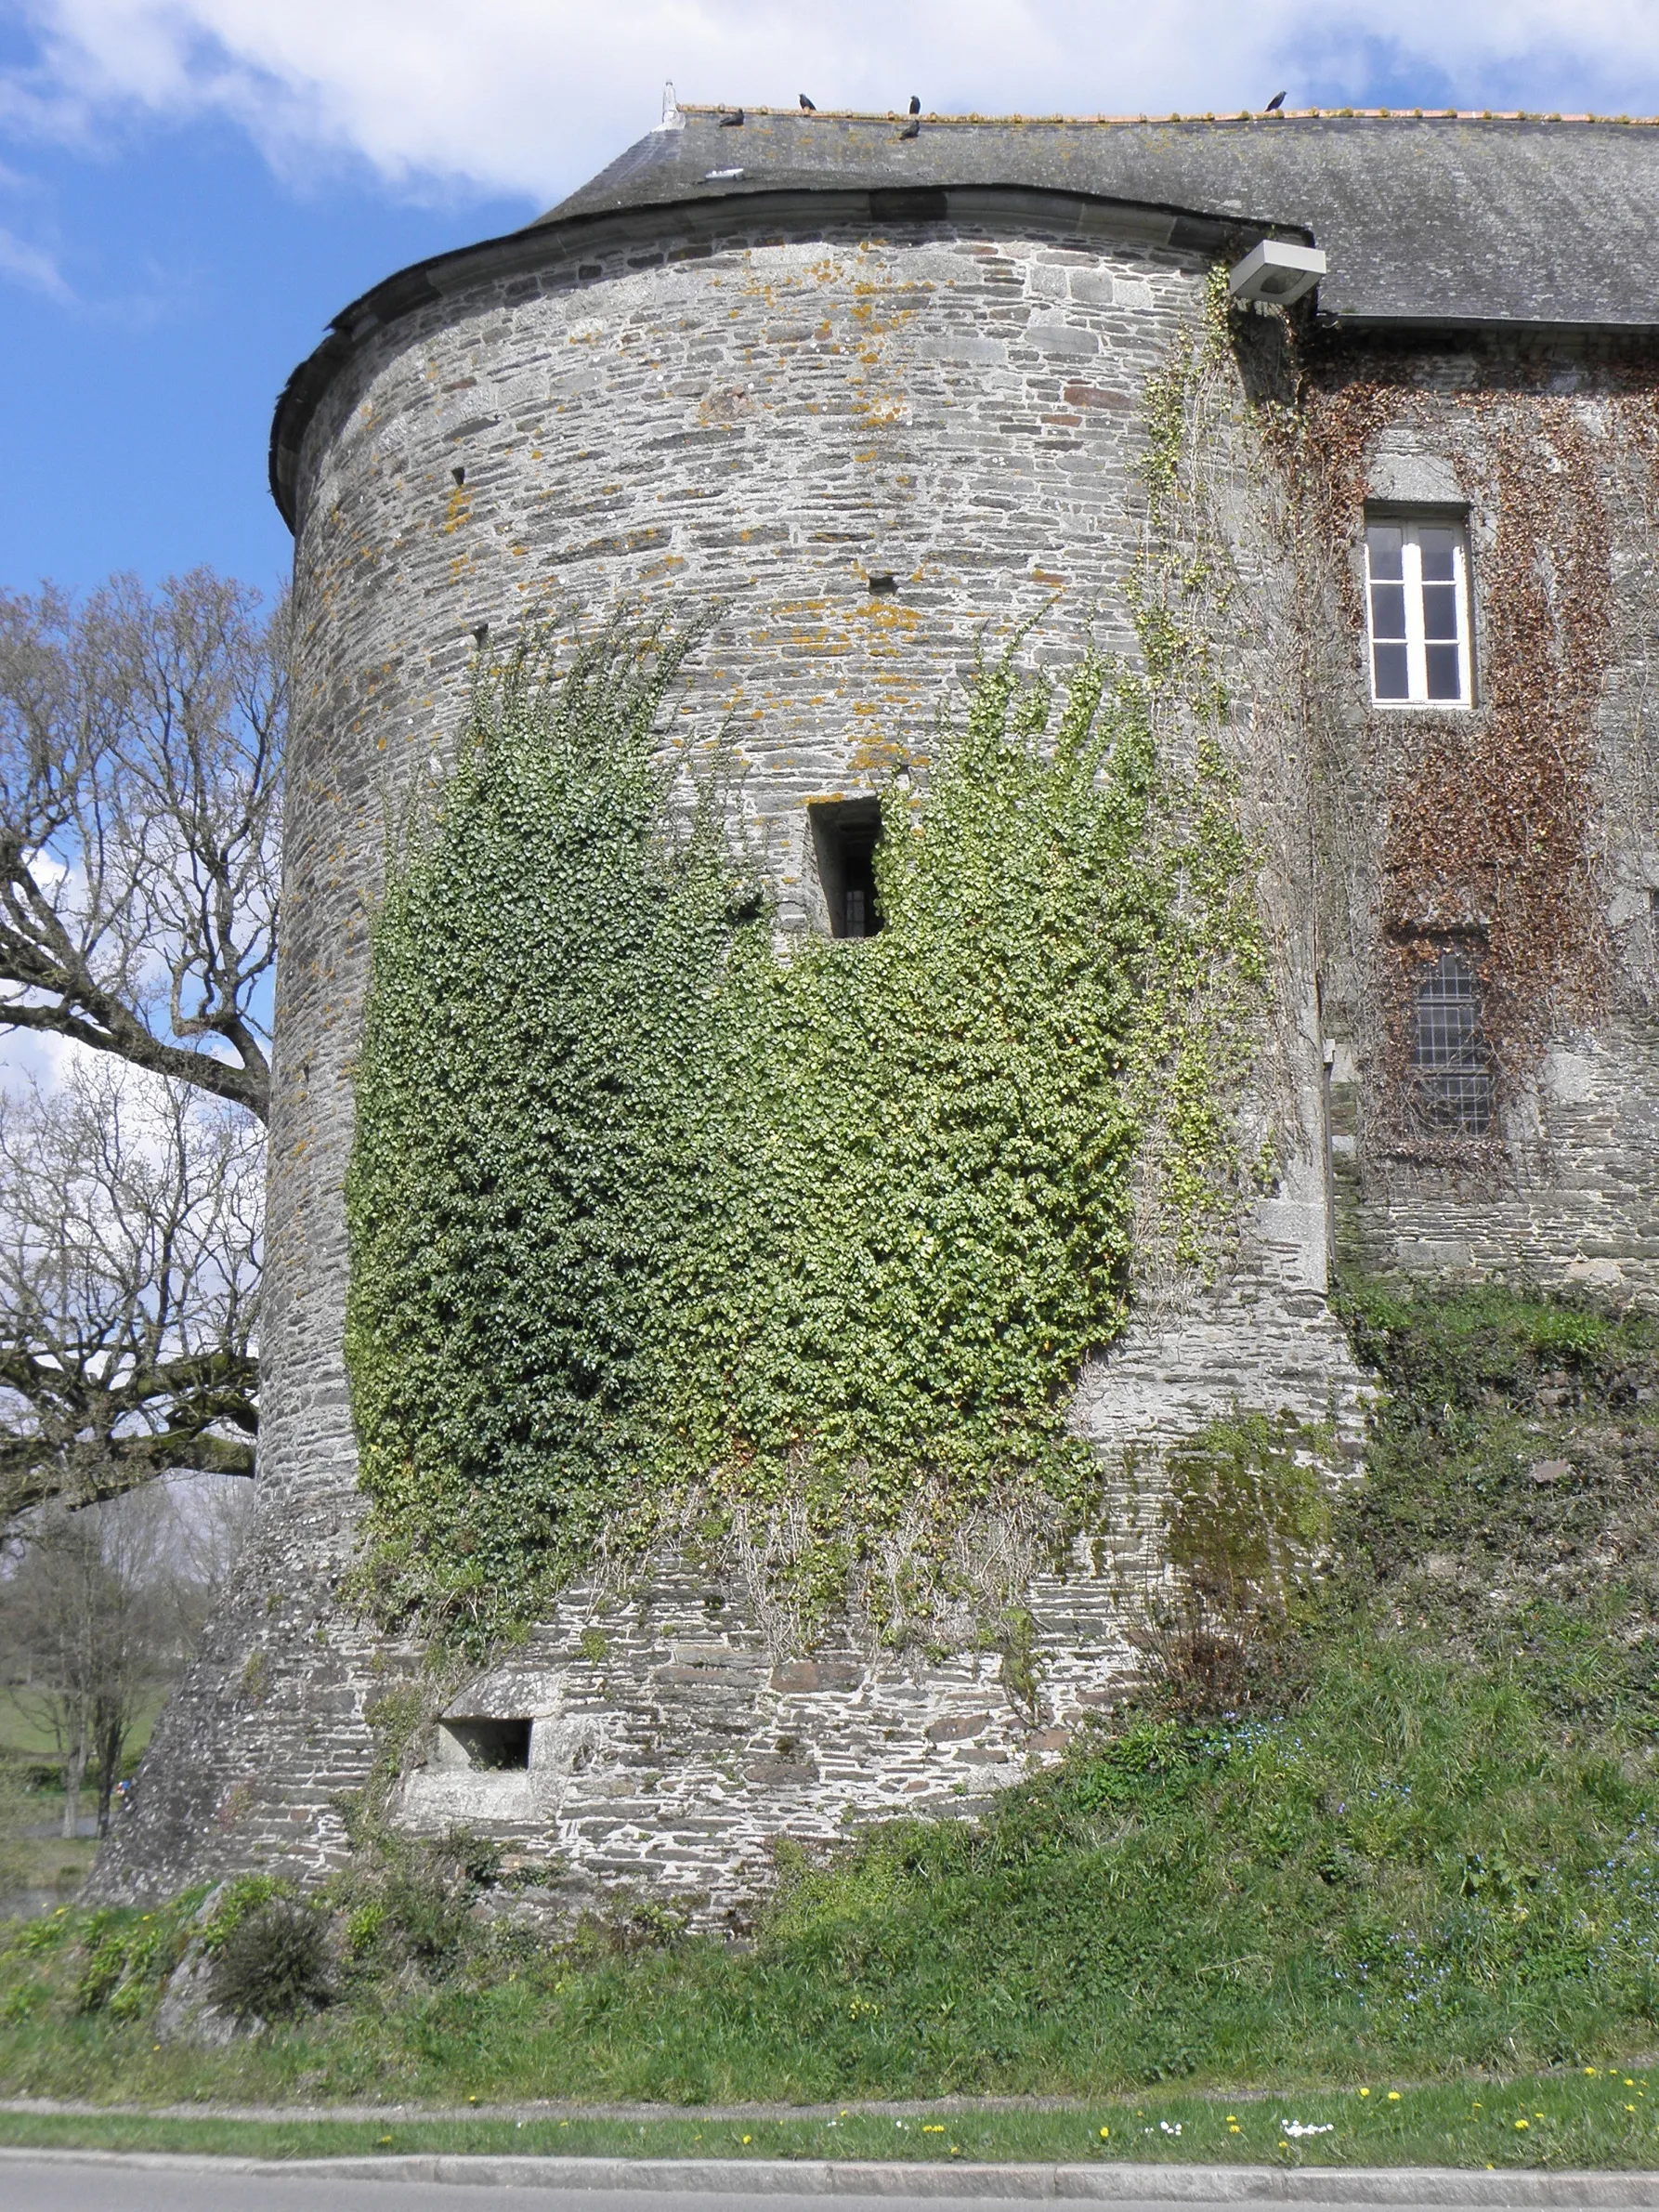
left=98, top=104, right=1659, bottom=1916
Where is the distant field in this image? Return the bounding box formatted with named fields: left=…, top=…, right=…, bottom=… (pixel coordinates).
left=0, top=1685, right=168, bottom=1767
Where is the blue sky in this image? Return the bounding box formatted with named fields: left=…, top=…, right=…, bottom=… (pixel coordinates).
left=0, top=94, right=531, bottom=597
left=1, top=0, right=1653, bottom=604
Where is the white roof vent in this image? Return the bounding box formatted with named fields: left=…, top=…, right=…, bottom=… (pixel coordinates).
left=1229, top=238, right=1326, bottom=307
left=656, top=81, right=685, bottom=132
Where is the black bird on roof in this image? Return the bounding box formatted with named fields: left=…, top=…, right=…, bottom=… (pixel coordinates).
left=1264, top=89, right=1287, bottom=111
left=908, top=95, right=921, bottom=114
left=799, top=92, right=816, bottom=111
left=899, top=116, right=921, bottom=139
left=720, top=108, right=744, bottom=126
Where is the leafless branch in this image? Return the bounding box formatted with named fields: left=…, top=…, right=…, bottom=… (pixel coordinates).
left=0, top=1059, right=261, bottom=1531
left=0, top=571, right=284, bottom=1121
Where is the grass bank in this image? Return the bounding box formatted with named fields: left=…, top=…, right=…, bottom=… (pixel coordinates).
left=1, top=2069, right=1657, bottom=2170
left=1, top=1278, right=1655, bottom=2154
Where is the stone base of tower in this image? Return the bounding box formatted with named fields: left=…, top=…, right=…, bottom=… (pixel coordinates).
left=89, top=1275, right=1368, bottom=1923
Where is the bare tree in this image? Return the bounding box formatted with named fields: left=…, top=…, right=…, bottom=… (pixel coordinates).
left=3, top=1489, right=180, bottom=1837
left=0, top=570, right=284, bottom=1122
left=0, top=1059, right=261, bottom=1529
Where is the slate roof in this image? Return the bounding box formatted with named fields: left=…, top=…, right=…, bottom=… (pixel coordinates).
left=547, top=108, right=1659, bottom=332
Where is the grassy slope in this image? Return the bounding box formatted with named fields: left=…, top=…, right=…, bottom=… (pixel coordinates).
left=1, top=2073, right=1657, bottom=2171
left=2, top=1279, right=1657, bottom=2154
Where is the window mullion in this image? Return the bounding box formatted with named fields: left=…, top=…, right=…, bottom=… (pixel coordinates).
left=1403, top=529, right=1427, bottom=701
left=1453, top=537, right=1472, bottom=706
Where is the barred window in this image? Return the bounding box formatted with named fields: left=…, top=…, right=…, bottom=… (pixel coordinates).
left=1411, top=949, right=1492, bottom=1135
left=1365, top=519, right=1472, bottom=708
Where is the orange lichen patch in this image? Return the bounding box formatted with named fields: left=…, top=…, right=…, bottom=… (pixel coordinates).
left=847, top=734, right=926, bottom=782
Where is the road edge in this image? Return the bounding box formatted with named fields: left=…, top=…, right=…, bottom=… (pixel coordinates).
left=4, top=2148, right=1659, bottom=2202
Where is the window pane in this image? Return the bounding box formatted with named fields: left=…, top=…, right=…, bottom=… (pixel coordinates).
left=1421, top=582, right=1457, bottom=641
left=1417, top=528, right=1457, bottom=583
left=1373, top=641, right=1409, bottom=699
left=1370, top=581, right=1407, bottom=639
left=1366, top=525, right=1404, bottom=580
left=1425, top=643, right=1462, bottom=700
left=1413, top=951, right=1491, bottom=1133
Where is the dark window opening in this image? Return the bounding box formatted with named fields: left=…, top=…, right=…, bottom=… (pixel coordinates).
left=809, top=797, right=883, bottom=939
left=442, top=1716, right=531, bottom=1770
left=1410, top=949, right=1492, bottom=1135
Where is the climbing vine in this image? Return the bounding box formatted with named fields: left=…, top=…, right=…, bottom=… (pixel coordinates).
left=1286, top=346, right=1629, bottom=1147
left=346, top=303, right=1270, bottom=1656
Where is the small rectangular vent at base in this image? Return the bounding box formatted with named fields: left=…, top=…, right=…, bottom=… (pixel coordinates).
left=442, top=1717, right=532, bottom=1770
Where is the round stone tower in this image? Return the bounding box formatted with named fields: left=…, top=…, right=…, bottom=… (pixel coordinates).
left=96, top=104, right=1369, bottom=1913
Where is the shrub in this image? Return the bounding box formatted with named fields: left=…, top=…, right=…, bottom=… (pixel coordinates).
left=1138, top=1410, right=1330, bottom=1713
left=208, top=1897, right=332, bottom=2023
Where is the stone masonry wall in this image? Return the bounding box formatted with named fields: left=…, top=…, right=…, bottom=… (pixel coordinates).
left=93, top=198, right=1370, bottom=1909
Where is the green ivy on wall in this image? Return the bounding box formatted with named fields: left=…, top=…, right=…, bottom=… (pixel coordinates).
left=346, top=623, right=1263, bottom=1652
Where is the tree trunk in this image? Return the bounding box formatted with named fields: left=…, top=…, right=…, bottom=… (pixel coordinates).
left=94, top=1700, right=124, bottom=1838
left=61, top=1724, right=87, bottom=1840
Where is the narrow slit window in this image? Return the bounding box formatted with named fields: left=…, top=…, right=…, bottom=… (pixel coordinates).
left=1365, top=519, right=1472, bottom=707
left=808, top=797, right=883, bottom=940
left=1410, top=949, right=1492, bottom=1135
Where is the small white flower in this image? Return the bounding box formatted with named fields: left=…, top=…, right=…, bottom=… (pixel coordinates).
left=1278, top=2120, right=1334, bottom=2138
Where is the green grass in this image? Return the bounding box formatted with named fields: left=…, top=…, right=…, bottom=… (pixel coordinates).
left=4, top=1637, right=1657, bottom=2110
left=0, top=2072, right=1657, bottom=2170
left=1, top=1277, right=1657, bottom=2161
left=0, top=1834, right=94, bottom=1897
left=0, top=1685, right=169, bottom=1767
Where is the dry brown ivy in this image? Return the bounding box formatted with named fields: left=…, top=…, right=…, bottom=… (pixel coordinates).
left=1285, top=337, right=1653, bottom=1158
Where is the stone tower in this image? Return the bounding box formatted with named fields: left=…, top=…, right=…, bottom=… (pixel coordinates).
left=95, top=107, right=1659, bottom=1914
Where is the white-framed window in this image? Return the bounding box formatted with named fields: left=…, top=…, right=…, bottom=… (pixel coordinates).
left=1365, top=517, right=1473, bottom=708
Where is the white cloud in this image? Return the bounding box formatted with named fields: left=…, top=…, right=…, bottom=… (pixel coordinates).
left=5, top=0, right=1659, bottom=207
left=0, top=218, right=70, bottom=298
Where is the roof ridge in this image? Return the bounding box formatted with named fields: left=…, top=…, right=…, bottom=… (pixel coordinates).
left=677, top=104, right=1659, bottom=126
